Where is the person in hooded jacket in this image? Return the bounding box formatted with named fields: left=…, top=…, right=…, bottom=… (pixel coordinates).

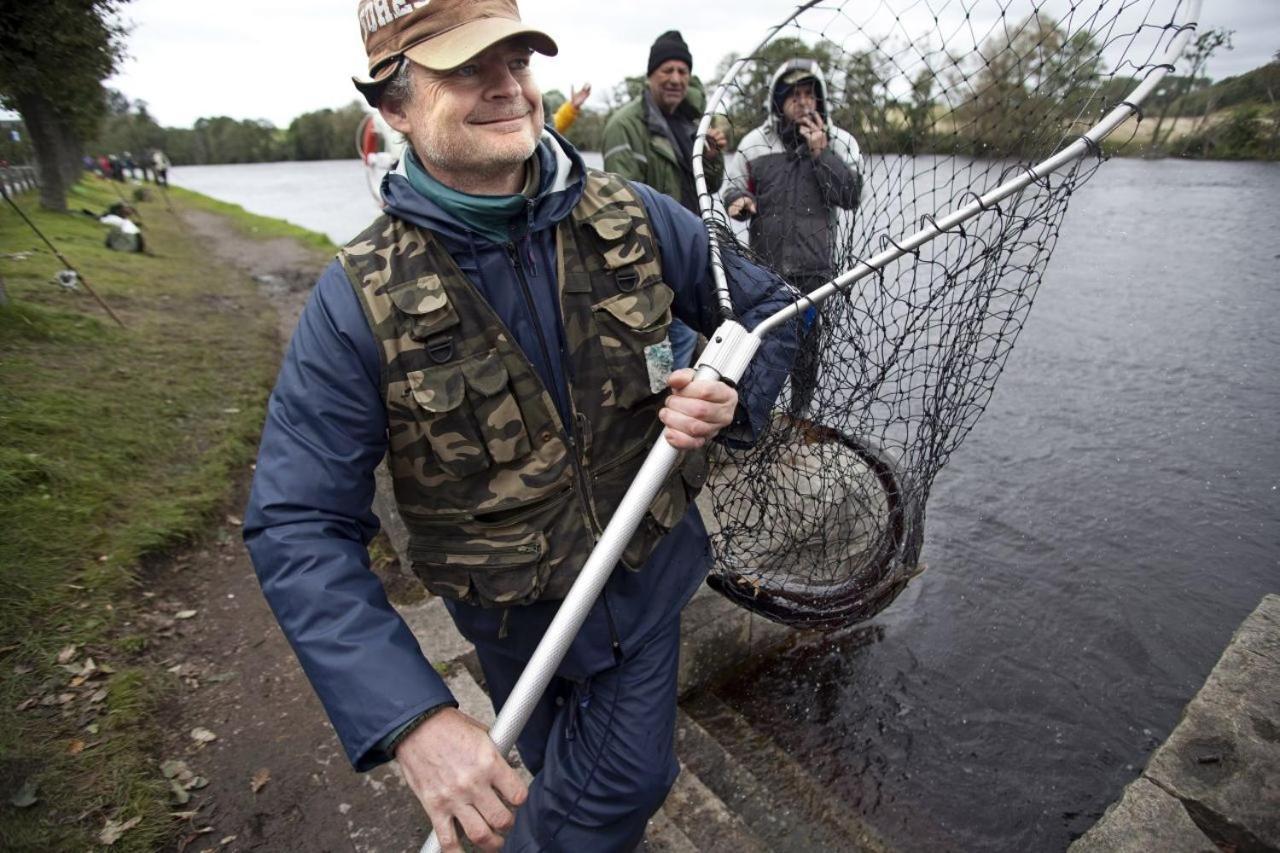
left=243, top=2, right=796, bottom=852
left=724, top=59, right=863, bottom=418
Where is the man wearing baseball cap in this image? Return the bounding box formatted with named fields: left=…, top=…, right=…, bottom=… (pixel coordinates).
left=244, top=2, right=796, bottom=850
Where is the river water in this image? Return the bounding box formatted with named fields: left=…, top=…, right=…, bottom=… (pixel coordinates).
left=172, top=156, right=1280, bottom=850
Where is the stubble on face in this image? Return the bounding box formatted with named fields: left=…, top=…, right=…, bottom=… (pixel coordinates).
left=648, top=60, right=690, bottom=114
left=403, top=41, right=545, bottom=193
left=782, top=83, right=818, bottom=125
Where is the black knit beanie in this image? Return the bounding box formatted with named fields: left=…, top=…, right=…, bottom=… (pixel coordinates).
left=647, top=30, right=692, bottom=76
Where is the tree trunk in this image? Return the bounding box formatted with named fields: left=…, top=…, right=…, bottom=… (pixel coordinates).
left=59, top=122, right=84, bottom=190
left=14, top=90, right=69, bottom=212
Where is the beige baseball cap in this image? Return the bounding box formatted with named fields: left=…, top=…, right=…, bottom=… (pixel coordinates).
left=353, top=0, right=557, bottom=103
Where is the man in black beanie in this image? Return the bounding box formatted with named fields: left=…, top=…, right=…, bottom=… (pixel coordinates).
left=603, top=30, right=728, bottom=368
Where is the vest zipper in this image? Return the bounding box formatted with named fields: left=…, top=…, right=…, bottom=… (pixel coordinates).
left=504, top=240, right=602, bottom=537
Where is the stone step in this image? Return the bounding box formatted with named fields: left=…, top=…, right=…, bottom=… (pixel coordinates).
left=660, top=760, right=771, bottom=853
left=683, top=692, right=892, bottom=853
left=676, top=706, right=863, bottom=852
left=642, top=807, right=700, bottom=853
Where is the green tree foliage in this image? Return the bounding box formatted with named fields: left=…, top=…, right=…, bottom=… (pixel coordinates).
left=0, top=118, right=34, bottom=164
left=900, top=68, right=938, bottom=151
left=604, top=76, right=647, bottom=113
left=0, top=0, right=132, bottom=210
left=186, top=116, right=282, bottom=164
left=563, top=109, right=606, bottom=152
left=952, top=13, right=1103, bottom=156
left=1168, top=54, right=1279, bottom=116
left=89, top=95, right=375, bottom=166
left=1174, top=105, right=1270, bottom=159
left=286, top=102, right=367, bottom=161
left=92, top=89, right=166, bottom=160
left=1171, top=52, right=1280, bottom=160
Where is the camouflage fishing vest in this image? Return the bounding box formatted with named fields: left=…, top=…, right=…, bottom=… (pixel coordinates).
left=341, top=169, right=707, bottom=608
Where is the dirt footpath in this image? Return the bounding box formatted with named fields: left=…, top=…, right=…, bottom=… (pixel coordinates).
left=144, top=210, right=428, bottom=852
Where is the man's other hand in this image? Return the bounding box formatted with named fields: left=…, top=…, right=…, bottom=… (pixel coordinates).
left=396, top=708, right=527, bottom=852
left=660, top=369, right=738, bottom=449
left=704, top=127, right=728, bottom=158
left=726, top=196, right=756, bottom=220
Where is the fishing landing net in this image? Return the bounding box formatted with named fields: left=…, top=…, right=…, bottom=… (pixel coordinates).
left=693, top=0, right=1201, bottom=630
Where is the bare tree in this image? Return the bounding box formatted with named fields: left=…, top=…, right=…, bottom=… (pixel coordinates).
left=1150, top=27, right=1233, bottom=150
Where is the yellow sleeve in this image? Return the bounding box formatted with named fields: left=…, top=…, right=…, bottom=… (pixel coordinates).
left=553, top=102, right=580, bottom=134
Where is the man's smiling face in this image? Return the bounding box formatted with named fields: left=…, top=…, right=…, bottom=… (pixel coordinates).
left=392, top=37, right=544, bottom=185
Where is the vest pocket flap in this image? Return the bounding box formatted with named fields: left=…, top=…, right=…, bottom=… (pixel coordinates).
left=461, top=352, right=531, bottom=464
left=596, top=284, right=674, bottom=331
left=582, top=211, right=634, bottom=244
left=409, top=535, right=542, bottom=569
left=408, top=366, right=465, bottom=413
left=583, top=214, right=649, bottom=270
left=409, top=532, right=546, bottom=606
left=387, top=275, right=461, bottom=333
left=460, top=356, right=510, bottom=397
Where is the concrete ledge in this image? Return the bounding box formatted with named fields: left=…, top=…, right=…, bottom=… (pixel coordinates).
left=1072, top=594, right=1280, bottom=852
left=1070, top=777, right=1215, bottom=852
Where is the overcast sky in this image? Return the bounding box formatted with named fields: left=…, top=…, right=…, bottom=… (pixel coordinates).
left=102, top=0, right=1277, bottom=129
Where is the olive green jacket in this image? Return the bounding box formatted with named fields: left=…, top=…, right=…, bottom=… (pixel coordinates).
left=602, top=79, right=724, bottom=214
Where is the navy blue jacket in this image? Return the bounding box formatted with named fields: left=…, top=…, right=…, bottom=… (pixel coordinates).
left=243, top=132, right=796, bottom=770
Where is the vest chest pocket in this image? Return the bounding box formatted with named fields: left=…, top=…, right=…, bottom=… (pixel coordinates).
left=408, top=351, right=532, bottom=480
left=592, top=282, right=676, bottom=409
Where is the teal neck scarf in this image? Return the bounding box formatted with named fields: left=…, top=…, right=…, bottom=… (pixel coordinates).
left=403, top=149, right=536, bottom=244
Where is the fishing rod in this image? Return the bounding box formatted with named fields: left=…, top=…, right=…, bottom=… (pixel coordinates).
left=103, top=174, right=146, bottom=225
left=416, top=1, right=1204, bottom=849
left=156, top=182, right=189, bottom=232
left=0, top=184, right=127, bottom=329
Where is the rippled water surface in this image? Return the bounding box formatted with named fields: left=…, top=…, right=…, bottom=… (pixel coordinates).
left=174, top=156, right=1279, bottom=851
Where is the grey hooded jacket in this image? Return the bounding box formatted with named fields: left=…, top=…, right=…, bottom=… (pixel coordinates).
left=723, top=60, right=863, bottom=281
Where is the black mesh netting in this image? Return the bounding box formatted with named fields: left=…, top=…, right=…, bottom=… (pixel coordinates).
left=693, top=0, right=1194, bottom=629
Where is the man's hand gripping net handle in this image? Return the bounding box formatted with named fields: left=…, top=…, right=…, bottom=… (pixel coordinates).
left=419, top=321, right=761, bottom=853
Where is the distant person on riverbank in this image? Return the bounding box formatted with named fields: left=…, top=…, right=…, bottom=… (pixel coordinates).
left=551, top=82, right=591, bottom=134
left=602, top=30, right=728, bottom=368
left=152, top=149, right=171, bottom=187
left=724, top=58, right=863, bottom=418
left=243, top=2, right=794, bottom=852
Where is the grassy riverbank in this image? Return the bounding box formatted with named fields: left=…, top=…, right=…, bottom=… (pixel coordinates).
left=0, top=177, right=331, bottom=849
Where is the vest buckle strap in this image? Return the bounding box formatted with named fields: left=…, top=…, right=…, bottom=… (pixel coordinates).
left=614, top=267, right=640, bottom=293
left=426, top=334, right=455, bottom=364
